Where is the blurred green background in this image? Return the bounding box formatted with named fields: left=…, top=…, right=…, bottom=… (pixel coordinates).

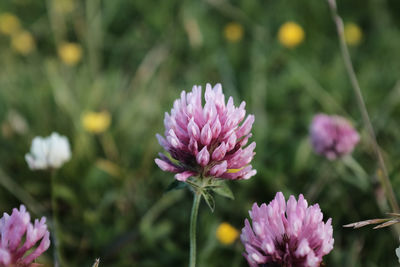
left=1, top=0, right=400, bottom=266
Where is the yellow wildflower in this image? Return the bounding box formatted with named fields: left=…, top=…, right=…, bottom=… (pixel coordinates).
left=344, top=23, right=362, bottom=46
left=278, top=21, right=305, bottom=48
left=58, top=42, right=83, bottom=66
left=224, top=22, right=244, bottom=43
left=216, top=222, right=239, bottom=245
left=82, top=111, right=111, bottom=134
left=96, top=159, right=120, bottom=177
left=0, top=13, right=20, bottom=35
left=11, top=31, right=35, bottom=55
left=54, top=0, right=75, bottom=14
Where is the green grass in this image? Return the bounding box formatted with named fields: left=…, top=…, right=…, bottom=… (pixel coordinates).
left=1, top=0, right=400, bottom=266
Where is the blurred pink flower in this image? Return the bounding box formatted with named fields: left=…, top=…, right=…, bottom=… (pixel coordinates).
left=241, top=192, right=334, bottom=267
left=155, top=83, right=256, bottom=181
left=0, top=205, right=50, bottom=267
left=310, top=114, right=359, bottom=160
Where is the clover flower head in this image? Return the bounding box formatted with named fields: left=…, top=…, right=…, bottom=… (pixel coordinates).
left=0, top=205, right=50, bottom=267
left=310, top=113, right=359, bottom=160
left=155, top=83, right=256, bottom=182
left=241, top=192, right=334, bottom=267
left=25, top=132, right=71, bottom=170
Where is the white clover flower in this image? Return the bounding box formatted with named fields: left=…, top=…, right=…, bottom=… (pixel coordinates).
left=396, top=243, right=400, bottom=263
left=25, top=132, right=71, bottom=170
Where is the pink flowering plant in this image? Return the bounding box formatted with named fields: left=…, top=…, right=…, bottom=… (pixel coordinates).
left=241, top=192, right=334, bottom=267
left=0, top=205, right=50, bottom=267
left=310, top=113, right=359, bottom=160
left=155, top=83, right=256, bottom=266
left=156, top=83, right=256, bottom=184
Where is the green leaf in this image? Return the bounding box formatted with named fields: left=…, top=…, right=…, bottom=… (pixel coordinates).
left=54, top=184, right=79, bottom=205
left=202, top=190, right=215, bottom=212
left=165, top=180, right=186, bottom=192
left=211, top=181, right=234, bottom=200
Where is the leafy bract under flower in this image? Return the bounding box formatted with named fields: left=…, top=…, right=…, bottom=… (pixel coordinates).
left=0, top=205, right=50, bottom=267
left=241, top=192, right=334, bottom=267
left=155, top=83, right=256, bottom=181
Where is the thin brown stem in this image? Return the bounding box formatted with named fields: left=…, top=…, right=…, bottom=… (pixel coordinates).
left=327, top=0, right=399, bottom=214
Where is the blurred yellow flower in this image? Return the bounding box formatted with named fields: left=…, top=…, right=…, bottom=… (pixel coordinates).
left=82, top=111, right=111, bottom=134
left=0, top=13, right=21, bottom=35
left=224, top=22, right=244, bottom=43
left=54, top=0, right=75, bottom=14
left=344, top=23, right=362, bottom=46
left=58, top=42, right=83, bottom=66
left=11, top=31, right=35, bottom=55
left=278, top=21, right=305, bottom=48
left=96, top=159, right=120, bottom=177
left=216, top=222, right=239, bottom=245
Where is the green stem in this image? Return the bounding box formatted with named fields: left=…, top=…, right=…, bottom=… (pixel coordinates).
left=342, top=156, right=369, bottom=191
left=50, top=170, right=65, bottom=267
left=189, top=192, right=202, bottom=267
left=327, top=0, right=400, bottom=215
